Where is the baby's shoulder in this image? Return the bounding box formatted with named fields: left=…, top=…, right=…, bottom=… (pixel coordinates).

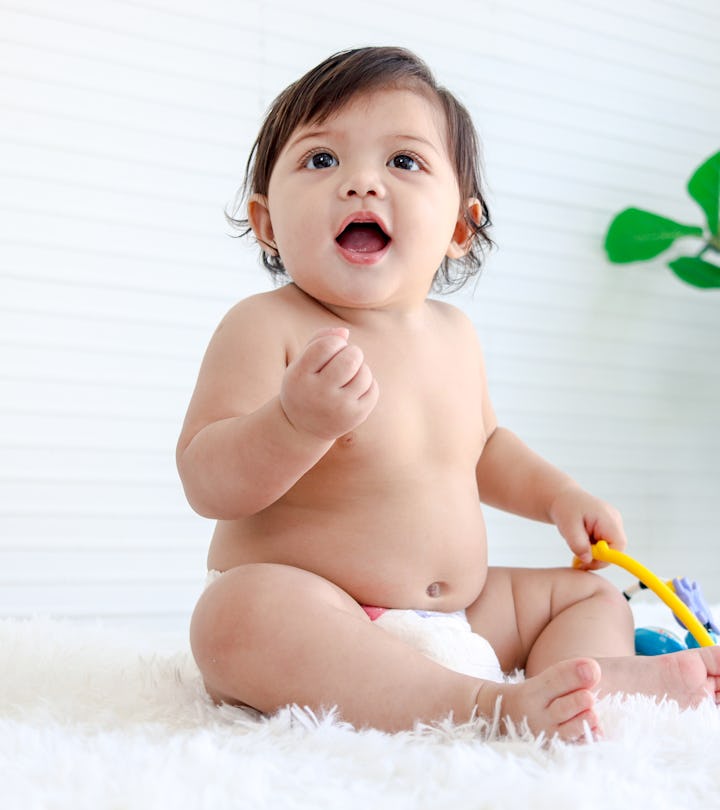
left=199, top=289, right=302, bottom=376
left=214, top=286, right=303, bottom=336
left=427, top=299, right=478, bottom=337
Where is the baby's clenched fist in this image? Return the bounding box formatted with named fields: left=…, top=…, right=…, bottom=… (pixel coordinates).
left=280, top=327, right=379, bottom=441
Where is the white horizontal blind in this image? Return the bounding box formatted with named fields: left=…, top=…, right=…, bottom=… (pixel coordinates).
left=448, top=0, right=720, bottom=590
left=1, top=0, right=719, bottom=629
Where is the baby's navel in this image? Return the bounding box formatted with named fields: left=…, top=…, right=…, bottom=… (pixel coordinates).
left=426, top=581, right=444, bottom=598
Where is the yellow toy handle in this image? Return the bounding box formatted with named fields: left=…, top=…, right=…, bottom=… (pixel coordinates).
left=590, top=540, right=714, bottom=647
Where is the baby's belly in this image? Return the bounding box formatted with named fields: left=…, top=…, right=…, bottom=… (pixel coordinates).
left=207, top=482, right=489, bottom=612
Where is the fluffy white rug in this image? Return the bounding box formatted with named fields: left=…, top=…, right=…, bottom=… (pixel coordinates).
left=2, top=610, right=720, bottom=810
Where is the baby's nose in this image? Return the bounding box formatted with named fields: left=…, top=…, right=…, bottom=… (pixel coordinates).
left=346, top=186, right=376, bottom=197
left=339, top=168, right=386, bottom=199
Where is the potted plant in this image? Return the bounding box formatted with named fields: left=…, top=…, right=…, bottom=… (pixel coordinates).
left=604, top=150, right=720, bottom=288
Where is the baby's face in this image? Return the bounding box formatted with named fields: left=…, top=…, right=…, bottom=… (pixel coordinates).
left=249, top=88, right=475, bottom=312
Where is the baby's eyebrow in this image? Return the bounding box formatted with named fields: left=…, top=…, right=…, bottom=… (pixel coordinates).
left=286, top=130, right=333, bottom=151
left=391, top=134, right=441, bottom=155
left=285, top=129, right=444, bottom=157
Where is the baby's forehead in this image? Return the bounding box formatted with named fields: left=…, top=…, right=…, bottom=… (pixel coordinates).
left=285, top=85, right=450, bottom=148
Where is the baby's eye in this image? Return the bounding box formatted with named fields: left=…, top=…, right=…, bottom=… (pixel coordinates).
left=304, top=151, right=338, bottom=170
left=388, top=153, right=420, bottom=172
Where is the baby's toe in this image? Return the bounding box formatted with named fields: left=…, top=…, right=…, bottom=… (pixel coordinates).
left=549, top=687, right=596, bottom=725
left=556, top=709, right=602, bottom=743
left=542, top=657, right=601, bottom=695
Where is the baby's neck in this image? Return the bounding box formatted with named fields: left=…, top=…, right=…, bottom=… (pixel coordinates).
left=302, top=290, right=434, bottom=331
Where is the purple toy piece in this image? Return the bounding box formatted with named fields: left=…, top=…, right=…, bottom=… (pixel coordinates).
left=672, top=577, right=720, bottom=634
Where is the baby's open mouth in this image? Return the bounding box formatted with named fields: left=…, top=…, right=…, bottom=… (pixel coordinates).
left=335, top=222, right=391, bottom=253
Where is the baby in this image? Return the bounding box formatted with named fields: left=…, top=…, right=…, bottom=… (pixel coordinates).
left=178, top=46, right=720, bottom=741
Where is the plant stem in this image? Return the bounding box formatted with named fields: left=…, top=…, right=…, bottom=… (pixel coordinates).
left=698, top=240, right=720, bottom=258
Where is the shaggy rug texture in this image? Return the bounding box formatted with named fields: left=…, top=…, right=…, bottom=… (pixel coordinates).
left=2, top=608, right=720, bottom=810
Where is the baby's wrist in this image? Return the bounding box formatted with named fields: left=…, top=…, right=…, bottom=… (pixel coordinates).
left=546, top=483, right=584, bottom=524
left=276, top=397, right=336, bottom=449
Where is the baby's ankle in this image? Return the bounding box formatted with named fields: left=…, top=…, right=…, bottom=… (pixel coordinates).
left=472, top=679, right=506, bottom=723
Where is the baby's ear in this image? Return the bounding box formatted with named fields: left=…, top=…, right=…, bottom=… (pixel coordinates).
left=247, top=194, right=278, bottom=255
left=446, top=198, right=482, bottom=259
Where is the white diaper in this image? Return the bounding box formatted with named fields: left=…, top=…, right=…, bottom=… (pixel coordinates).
left=205, top=569, right=223, bottom=589
left=372, top=608, right=504, bottom=682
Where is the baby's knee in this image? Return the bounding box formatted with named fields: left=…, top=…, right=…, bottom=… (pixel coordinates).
left=189, top=563, right=360, bottom=689
left=580, top=570, right=632, bottom=618
left=190, top=565, right=278, bottom=686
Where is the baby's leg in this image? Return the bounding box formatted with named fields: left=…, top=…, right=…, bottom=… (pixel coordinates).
left=190, top=563, right=600, bottom=739
left=468, top=567, right=720, bottom=708
left=467, top=567, right=636, bottom=676
left=191, top=563, right=478, bottom=731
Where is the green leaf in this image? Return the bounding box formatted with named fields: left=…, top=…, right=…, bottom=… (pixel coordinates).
left=604, top=208, right=703, bottom=263
left=687, top=151, right=720, bottom=237
left=668, top=256, right=720, bottom=288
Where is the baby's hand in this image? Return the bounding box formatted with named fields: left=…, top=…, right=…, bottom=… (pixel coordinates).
left=280, top=327, right=379, bottom=441
left=548, top=487, right=627, bottom=570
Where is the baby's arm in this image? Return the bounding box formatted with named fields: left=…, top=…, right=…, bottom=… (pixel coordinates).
left=469, top=327, right=625, bottom=566
left=177, top=302, right=378, bottom=519
left=476, top=427, right=626, bottom=566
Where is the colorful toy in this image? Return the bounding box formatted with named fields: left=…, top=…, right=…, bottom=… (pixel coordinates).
left=586, top=540, right=718, bottom=655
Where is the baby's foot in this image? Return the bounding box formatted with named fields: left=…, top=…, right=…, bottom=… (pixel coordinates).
left=599, top=646, right=720, bottom=707
left=475, top=658, right=602, bottom=742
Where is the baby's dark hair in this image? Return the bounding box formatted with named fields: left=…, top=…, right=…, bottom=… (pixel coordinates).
left=228, top=46, right=493, bottom=292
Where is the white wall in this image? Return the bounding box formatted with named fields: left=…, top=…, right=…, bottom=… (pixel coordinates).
left=1, top=0, right=719, bottom=630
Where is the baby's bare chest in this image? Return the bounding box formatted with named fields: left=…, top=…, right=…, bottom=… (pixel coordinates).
left=331, top=344, right=486, bottom=468
left=282, top=303, right=490, bottom=470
